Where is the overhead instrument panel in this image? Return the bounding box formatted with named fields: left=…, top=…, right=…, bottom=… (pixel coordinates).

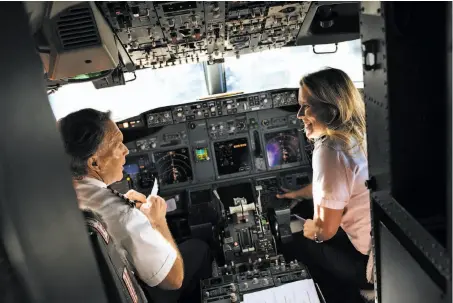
left=264, top=129, right=302, bottom=169
left=97, top=1, right=312, bottom=70
left=153, top=148, right=193, bottom=186
left=214, top=138, right=251, bottom=177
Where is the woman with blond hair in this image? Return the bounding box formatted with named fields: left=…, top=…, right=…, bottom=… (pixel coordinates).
left=278, top=68, right=373, bottom=291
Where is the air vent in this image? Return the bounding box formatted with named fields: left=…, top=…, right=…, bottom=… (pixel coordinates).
left=56, top=6, right=100, bottom=50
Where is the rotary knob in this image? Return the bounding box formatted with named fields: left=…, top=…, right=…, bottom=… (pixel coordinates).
left=149, top=116, right=154, bottom=120
left=230, top=293, right=238, bottom=302
left=151, top=142, right=157, bottom=149
left=243, top=282, right=248, bottom=289
left=211, top=126, right=216, bottom=131
left=230, top=284, right=237, bottom=292
left=197, top=111, right=202, bottom=116
left=204, top=291, right=210, bottom=298
left=177, top=112, right=182, bottom=117
left=263, top=278, right=269, bottom=285
left=252, top=278, right=259, bottom=284
left=263, top=98, right=268, bottom=104
left=261, top=120, right=269, bottom=126
left=227, top=104, right=232, bottom=110
left=211, top=107, right=216, bottom=112
left=219, top=125, right=224, bottom=130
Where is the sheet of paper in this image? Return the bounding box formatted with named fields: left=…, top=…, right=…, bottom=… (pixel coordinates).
left=243, top=280, right=320, bottom=303
left=243, top=288, right=277, bottom=303
left=165, top=198, right=177, bottom=212
left=150, top=178, right=159, bottom=196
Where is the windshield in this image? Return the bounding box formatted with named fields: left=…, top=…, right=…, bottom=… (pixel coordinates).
left=48, top=63, right=208, bottom=122
left=225, top=39, right=363, bottom=93
left=49, top=39, right=363, bottom=122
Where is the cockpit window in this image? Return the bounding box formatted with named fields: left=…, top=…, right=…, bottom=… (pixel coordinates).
left=225, top=39, right=363, bottom=93
left=49, top=39, right=362, bottom=122
left=49, top=63, right=207, bottom=122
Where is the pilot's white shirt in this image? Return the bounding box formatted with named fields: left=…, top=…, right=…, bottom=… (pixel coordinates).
left=74, top=177, right=177, bottom=287
left=312, top=137, right=371, bottom=255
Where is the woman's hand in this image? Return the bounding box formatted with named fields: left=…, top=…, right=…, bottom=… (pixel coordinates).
left=276, top=188, right=302, bottom=209
left=276, top=184, right=312, bottom=204
left=303, top=219, right=317, bottom=240
left=276, top=187, right=299, bottom=200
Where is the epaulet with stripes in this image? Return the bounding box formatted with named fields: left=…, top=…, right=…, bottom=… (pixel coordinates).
left=108, top=188, right=136, bottom=208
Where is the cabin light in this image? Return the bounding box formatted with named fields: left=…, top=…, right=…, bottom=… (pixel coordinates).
left=123, top=122, right=129, bottom=128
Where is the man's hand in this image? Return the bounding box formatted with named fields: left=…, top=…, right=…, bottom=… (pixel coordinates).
left=124, top=190, right=147, bottom=208
left=303, top=219, right=317, bottom=241
left=140, top=195, right=167, bottom=228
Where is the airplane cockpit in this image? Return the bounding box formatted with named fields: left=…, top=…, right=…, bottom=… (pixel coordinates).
left=0, top=2, right=451, bottom=303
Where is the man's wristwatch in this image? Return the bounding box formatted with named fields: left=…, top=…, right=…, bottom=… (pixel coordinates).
left=314, top=232, right=324, bottom=243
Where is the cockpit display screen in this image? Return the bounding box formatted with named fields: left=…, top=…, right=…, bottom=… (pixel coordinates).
left=214, top=138, right=251, bottom=176
left=264, top=129, right=302, bottom=168
left=195, top=147, right=209, bottom=162
left=154, top=148, right=193, bottom=186
left=123, top=163, right=140, bottom=175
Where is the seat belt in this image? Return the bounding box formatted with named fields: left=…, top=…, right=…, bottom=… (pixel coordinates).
left=83, top=210, right=147, bottom=303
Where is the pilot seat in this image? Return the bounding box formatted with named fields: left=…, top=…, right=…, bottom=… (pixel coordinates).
left=83, top=210, right=148, bottom=303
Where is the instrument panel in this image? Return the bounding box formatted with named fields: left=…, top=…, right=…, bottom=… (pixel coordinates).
left=118, top=88, right=310, bottom=193
left=118, top=88, right=298, bottom=130
left=153, top=148, right=193, bottom=186
left=97, top=1, right=311, bottom=70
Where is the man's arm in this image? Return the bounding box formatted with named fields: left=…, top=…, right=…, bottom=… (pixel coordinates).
left=141, top=196, right=184, bottom=290
left=153, top=218, right=184, bottom=290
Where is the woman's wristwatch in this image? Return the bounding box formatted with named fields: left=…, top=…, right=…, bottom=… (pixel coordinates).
left=314, top=232, right=324, bottom=243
